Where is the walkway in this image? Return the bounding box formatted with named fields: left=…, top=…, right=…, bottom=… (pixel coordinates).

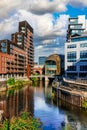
left=63, top=78, right=87, bottom=86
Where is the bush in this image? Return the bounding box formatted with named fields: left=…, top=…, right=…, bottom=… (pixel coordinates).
left=7, top=78, right=15, bottom=85
left=0, top=112, right=42, bottom=130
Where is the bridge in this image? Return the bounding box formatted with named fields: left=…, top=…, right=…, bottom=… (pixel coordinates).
left=30, top=75, right=54, bottom=81
left=33, top=67, right=43, bottom=75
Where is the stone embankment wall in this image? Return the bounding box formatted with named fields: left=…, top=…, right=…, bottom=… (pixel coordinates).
left=52, top=87, right=82, bottom=107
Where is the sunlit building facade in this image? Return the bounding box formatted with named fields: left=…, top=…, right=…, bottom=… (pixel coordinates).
left=65, top=34, right=87, bottom=78
left=0, top=21, right=34, bottom=79
left=44, top=54, right=64, bottom=76
left=39, top=56, right=47, bottom=67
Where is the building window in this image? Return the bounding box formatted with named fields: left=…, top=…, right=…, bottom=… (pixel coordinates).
left=21, top=27, right=25, bottom=33
left=80, top=50, right=87, bottom=61
left=67, top=52, right=76, bottom=62
left=1, top=48, right=7, bottom=53
left=10, top=49, right=13, bottom=55
left=67, top=44, right=76, bottom=49
left=0, top=42, right=7, bottom=53
left=80, top=66, right=87, bottom=71
left=80, top=43, right=87, bottom=47
left=10, top=44, right=13, bottom=49
left=67, top=66, right=76, bottom=71
left=1, top=42, right=7, bottom=47
left=72, top=36, right=87, bottom=42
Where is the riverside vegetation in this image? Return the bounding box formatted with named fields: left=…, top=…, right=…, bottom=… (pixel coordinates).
left=6, top=77, right=32, bottom=89
left=0, top=78, right=42, bottom=130
left=0, top=112, right=42, bottom=130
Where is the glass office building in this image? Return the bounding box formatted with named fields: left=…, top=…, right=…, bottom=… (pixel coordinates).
left=65, top=34, right=87, bottom=78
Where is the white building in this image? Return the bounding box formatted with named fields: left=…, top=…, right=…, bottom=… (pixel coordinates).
left=65, top=34, right=87, bottom=78
left=67, top=15, right=87, bottom=42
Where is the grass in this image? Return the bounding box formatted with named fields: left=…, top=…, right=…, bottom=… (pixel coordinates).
left=0, top=112, right=42, bottom=130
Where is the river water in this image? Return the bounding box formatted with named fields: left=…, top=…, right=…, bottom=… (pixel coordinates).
left=0, top=81, right=87, bottom=130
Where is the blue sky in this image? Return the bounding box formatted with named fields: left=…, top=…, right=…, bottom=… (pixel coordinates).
left=0, top=0, right=87, bottom=62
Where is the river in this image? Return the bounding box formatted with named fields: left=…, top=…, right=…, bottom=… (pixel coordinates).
left=0, top=81, right=87, bottom=130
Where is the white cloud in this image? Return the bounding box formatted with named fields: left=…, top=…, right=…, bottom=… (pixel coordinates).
left=0, top=0, right=87, bottom=62
left=0, top=14, right=18, bottom=39
left=69, top=0, right=87, bottom=7
left=0, top=0, right=68, bottom=18
left=0, top=9, right=69, bottom=62
left=0, top=9, right=69, bottom=42
left=0, top=0, right=87, bottom=18
left=28, top=0, right=68, bottom=15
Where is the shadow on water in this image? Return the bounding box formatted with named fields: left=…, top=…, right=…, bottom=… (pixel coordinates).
left=53, top=98, right=87, bottom=130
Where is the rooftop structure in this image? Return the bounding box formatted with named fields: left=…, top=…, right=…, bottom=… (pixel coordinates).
left=67, top=15, right=87, bottom=42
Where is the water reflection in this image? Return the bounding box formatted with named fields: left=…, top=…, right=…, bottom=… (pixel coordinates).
left=34, top=81, right=65, bottom=130
left=0, top=85, right=34, bottom=118
left=34, top=81, right=87, bottom=130
left=56, top=100, right=87, bottom=130
left=0, top=81, right=87, bottom=130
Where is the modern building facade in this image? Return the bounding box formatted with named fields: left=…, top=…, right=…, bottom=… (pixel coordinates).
left=44, top=54, right=64, bottom=76
left=0, top=21, right=34, bottom=79
left=39, top=56, right=47, bottom=66
left=65, top=34, right=87, bottom=78
left=67, top=15, right=87, bottom=42
left=65, top=15, right=87, bottom=79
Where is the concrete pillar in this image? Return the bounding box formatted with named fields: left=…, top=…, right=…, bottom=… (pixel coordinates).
left=6, top=74, right=9, bottom=80
left=45, top=76, right=49, bottom=81
left=2, top=74, right=3, bottom=79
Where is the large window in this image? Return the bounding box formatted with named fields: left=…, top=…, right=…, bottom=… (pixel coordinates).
left=72, top=36, right=87, bottom=42
left=67, top=52, right=76, bottom=62
left=80, top=66, right=87, bottom=71
left=80, top=51, right=87, bottom=61
left=0, top=42, right=7, bottom=53
left=67, top=66, right=76, bottom=71
left=67, top=44, right=76, bottom=49
left=21, top=27, right=25, bottom=33
left=1, top=42, right=6, bottom=47
left=1, top=48, right=7, bottom=53
left=80, top=43, right=87, bottom=47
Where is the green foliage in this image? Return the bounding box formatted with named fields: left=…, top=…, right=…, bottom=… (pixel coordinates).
left=7, top=78, right=15, bottom=85
left=6, top=78, right=31, bottom=91
left=65, top=124, right=73, bottom=130
left=82, top=100, right=87, bottom=109
left=31, top=73, right=39, bottom=82
left=62, top=124, right=74, bottom=130
left=0, top=119, right=10, bottom=130
left=0, top=112, right=42, bottom=130
left=20, top=111, right=30, bottom=120
left=15, top=80, right=23, bottom=88
left=7, top=89, right=14, bottom=97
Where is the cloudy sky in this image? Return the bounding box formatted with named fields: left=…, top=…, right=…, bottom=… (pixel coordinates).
left=0, top=0, right=87, bottom=62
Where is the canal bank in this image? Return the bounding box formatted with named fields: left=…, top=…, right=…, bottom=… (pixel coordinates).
left=0, top=81, right=87, bottom=129
left=52, top=78, right=87, bottom=108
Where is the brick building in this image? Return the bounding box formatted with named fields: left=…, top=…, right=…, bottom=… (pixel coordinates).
left=0, top=21, right=34, bottom=79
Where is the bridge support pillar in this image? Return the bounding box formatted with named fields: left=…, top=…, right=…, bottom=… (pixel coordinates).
left=40, top=76, right=42, bottom=80
left=45, top=76, right=49, bottom=82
